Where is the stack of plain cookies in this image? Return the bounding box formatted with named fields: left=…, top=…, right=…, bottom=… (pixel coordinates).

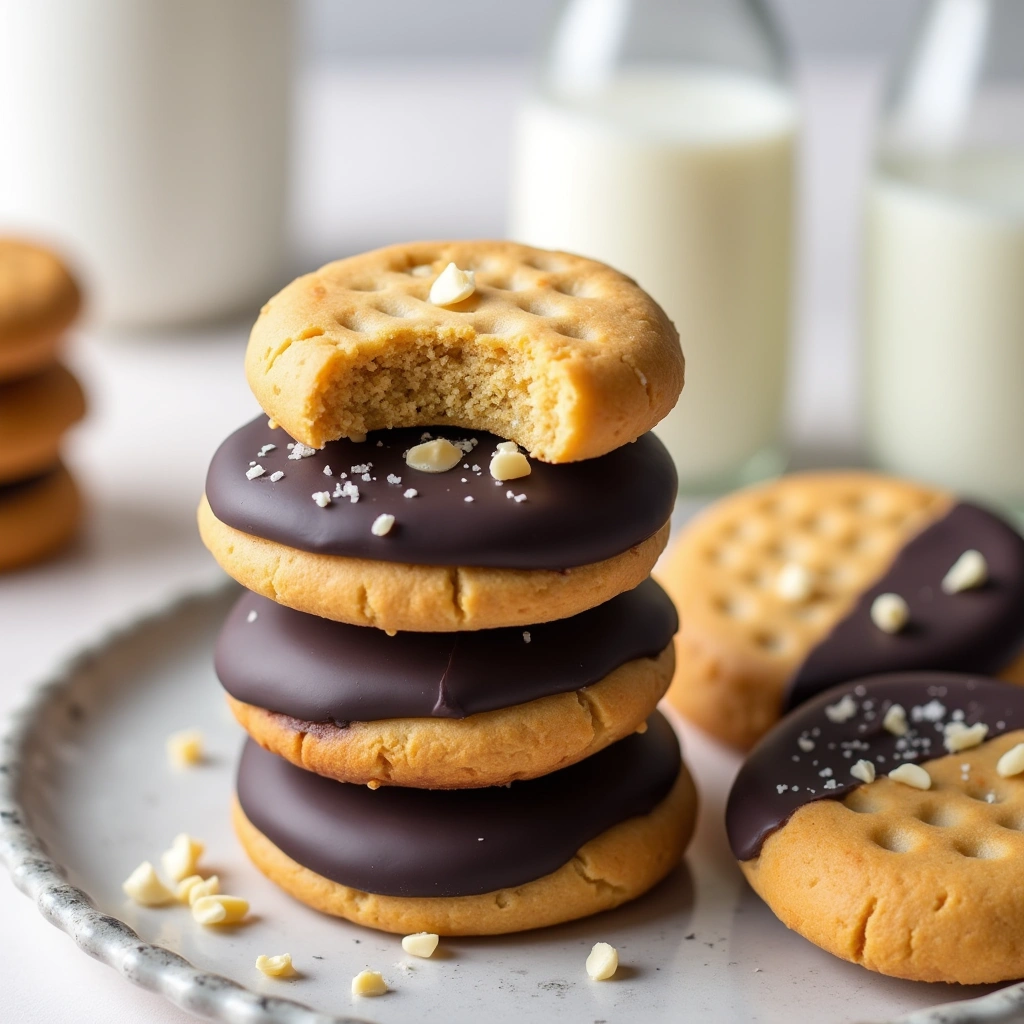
left=0, top=239, right=85, bottom=571
left=199, top=240, right=699, bottom=935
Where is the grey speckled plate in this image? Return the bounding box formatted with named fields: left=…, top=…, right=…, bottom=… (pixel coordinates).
left=2, top=585, right=1024, bottom=1024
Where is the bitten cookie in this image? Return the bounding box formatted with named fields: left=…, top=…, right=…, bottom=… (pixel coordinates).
left=659, top=472, right=1024, bottom=748
left=217, top=580, right=677, bottom=788
left=0, top=240, right=81, bottom=382
left=0, top=365, right=86, bottom=484
left=199, top=418, right=675, bottom=632
left=234, top=713, right=697, bottom=935
left=0, top=464, right=81, bottom=571
left=728, top=673, right=1024, bottom=984
left=244, top=240, right=684, bottom=462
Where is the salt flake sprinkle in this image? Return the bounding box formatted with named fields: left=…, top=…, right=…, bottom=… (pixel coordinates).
left=312, top=491, right=332, bottom=508
left=288, top=443, right=317, bottom=461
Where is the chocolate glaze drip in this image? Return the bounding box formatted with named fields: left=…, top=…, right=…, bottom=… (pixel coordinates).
left=785, top=503, right=1024, bottom=711
left=205, top=416, right=676, bottom=569
left=728, top=673, right=1024, bottom=861
left=237, top=711, right=681, bottom=897
left=215, top=578, right=677, bottom=723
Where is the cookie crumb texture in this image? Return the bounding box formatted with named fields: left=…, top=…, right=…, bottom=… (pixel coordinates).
left=743, top=730, right=1024, bottom=983
left=245, top=240, right=683, bottom=462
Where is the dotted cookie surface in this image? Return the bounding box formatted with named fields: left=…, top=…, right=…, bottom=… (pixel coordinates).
left=245, top=240, right=683, bottom=461
left=659, top=472, right=952, bottom=748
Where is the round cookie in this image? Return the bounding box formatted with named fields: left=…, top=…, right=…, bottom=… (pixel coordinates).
left=659, top=472, right=1024, bottom=748
left=199, top=419, right=675, bottom=631
left=234, top=713, right=697, bottom=935
left=0, top=365, right=86, bottom=484
left=728, top=673, right=1024, bottom=984
left=245, top=240, right=684, bottom=462
left=0, top=464, right=81, bottom=572
left=217, top=580, right=677, bottom=788
left=0, top=240, right=82, bottom=382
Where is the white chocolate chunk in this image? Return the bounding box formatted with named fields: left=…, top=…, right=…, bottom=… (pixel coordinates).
left=883, top=704, right=908, bottom=736
left=371, top=513, right=395, bottom=537
left=401, top=932, right=439, bottom=958
left=943, top=720, right=989, bottom=753
left=775, top=562, right=813, bottom=603
left=429, top=262, right=475, bottom=306
left=255, top=953, right=295, bottom=978
left=192, top=894, right=249, bottom=926
left=351, top=969, right=388, bottom=997
left=181, top=874, right=220, bottom=906
left=870, top=593, right=909, bottom=634
left=166, top=728, right=203, bottom=768
left=851, top=759, right=876, bottom=784
left=122, top=862, right=174, bottom=906
left=942, top=549, right=988, bottom=594
left=997, top=743, right=1024, bottom=778
left=586, top=942, right=619, bottom=981
left=160, top=832, right=204, bottom=883
left=489, top=450, right=531, bottom=482
left=888, top=763, right=931, bottom=790
left=825, top=695, right=858, bottom=724
left=405, top=438, right=463, bottom=473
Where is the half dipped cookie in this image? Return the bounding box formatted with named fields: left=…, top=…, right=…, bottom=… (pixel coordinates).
left=217, top=579, right=677, bottom=789
left=199, top=417, right=676, bottom=632
left=234, top=712, right=696, bottom=935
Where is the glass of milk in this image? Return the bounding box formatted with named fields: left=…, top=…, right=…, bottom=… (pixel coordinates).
left=864, top=0, right=1024, bottom=511
left=510, top=0, right=797, bottom=494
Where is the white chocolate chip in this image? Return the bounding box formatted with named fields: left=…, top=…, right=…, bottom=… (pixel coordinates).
left=351, top=969, right=388, bottom=997
left=942, top=549, right=989, bottom=594
left=245, top=465, right=265, bottom=480
left=586, top=942, right=619, bottom=981
left=405, top=438, right=463, bottom=473
left=943, top=720, right=989, bottom=753
left=160, top=833, right=204, bottom=883
left=997, top=742, right=1024, bottom=778
left=255, top=954, right=295, bottom=978
left=122, top=862, right=174, bottom=906
left=825, top=695, right=858, bottom=724
left=181, top=874, right=220, bottom=906
left=850, top=759, right=876, bottom=784
left=489, top=450, right=531, bottom=482
left=312, top=491, right=332, bottom=508
left=870, top=593, right=909, bottom=634
left=401, top=933, right=439, bottom=958
left=883, top=704, right=908, bottom=736
left=166, top=729, right=203, bottom=768
left=888, top=763, right=931, bottom=790
left=371, top=513, right=395, bottom=537
left=192, top=894, right=249, bottom=926
left=429, top=262, right=475, bottom=306
left=775, top=562, right=813, bottom=603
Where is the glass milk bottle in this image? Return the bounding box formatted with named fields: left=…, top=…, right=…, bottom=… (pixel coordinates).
left=864, top=0, right=1024, bottom=510
left=510, top=0, right=796, bottom=493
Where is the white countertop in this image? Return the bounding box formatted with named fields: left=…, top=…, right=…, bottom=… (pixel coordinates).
left=0, top=61, right=881, bottom=1022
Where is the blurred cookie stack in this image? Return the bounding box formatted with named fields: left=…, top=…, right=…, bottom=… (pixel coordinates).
left=0, top=240, right=85, bottom=571
left=199, top=241, right=700, bottom=936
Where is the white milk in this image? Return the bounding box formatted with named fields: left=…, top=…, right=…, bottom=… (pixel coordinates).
left=510, top=71, right=797, bottom=489
left=864, top=155, right=1024, bottom=507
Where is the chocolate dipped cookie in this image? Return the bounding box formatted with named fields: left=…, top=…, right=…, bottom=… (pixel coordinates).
left=659, top=472, right=1024, bottom=748
left=234, top=712, right=696, bottom=935
left=199, top=417, right=676, bottom=632
left=244, top=240, right=684, bottom=462
left=217, top=579, right=677, bottom=788
left=728, top=673, right=1024, bottom=984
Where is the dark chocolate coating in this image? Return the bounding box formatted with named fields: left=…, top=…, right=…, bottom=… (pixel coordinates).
left=205, top=416, right=676, bottom=569
left=728, top=673, right=1024, bottom=861
left=785, top=503, right=1024, bottom=711
left=215, top=578, right=677, bottom=723
left=236, top=712, right=682, bottom=897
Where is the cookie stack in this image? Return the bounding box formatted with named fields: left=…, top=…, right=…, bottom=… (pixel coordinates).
left=0, top=239, right=85, bottom=571
left=200, top=240, right=699, bottom=935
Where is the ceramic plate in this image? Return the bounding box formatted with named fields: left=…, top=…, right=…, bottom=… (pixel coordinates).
left=2, top=585, right=1024, bottom=1024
